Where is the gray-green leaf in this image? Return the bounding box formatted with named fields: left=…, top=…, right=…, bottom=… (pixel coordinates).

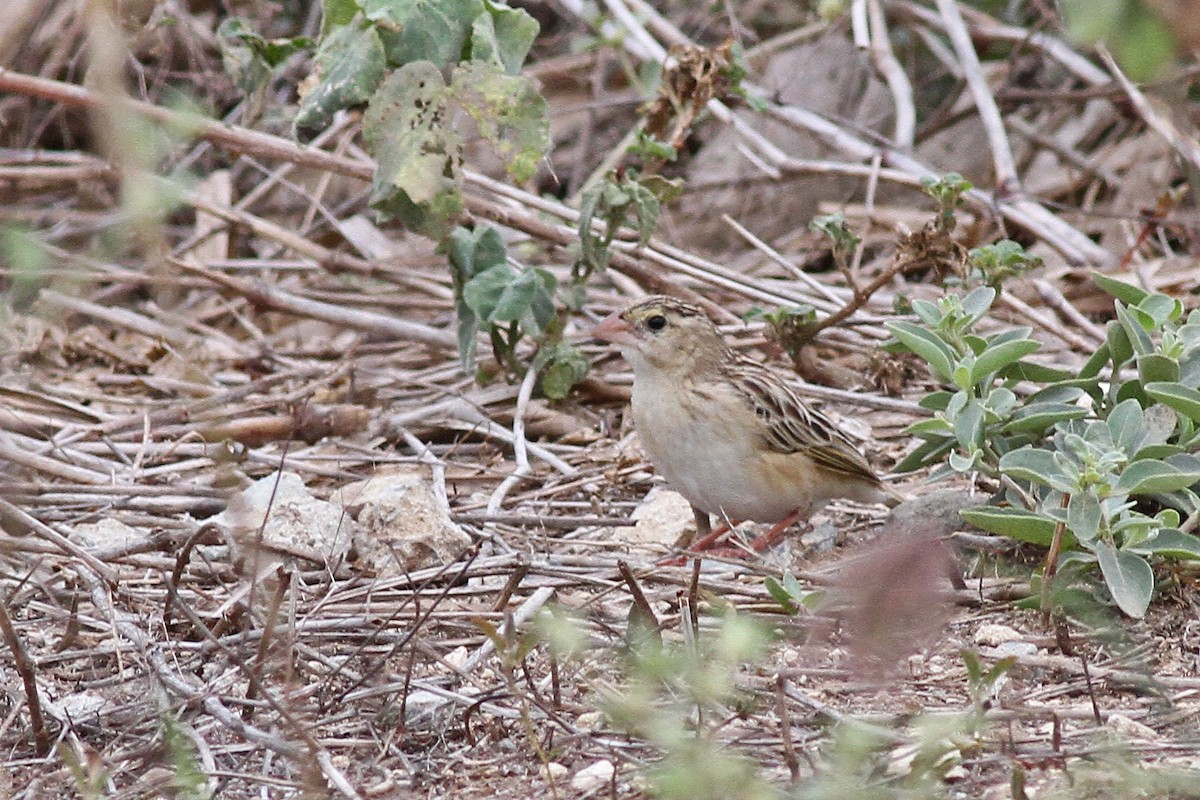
left=1094, top=541, right=1153, bottom=618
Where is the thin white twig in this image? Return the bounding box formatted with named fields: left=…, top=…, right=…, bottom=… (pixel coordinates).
left=461, top=586, right=556, bottom=673
left=399, top=428, right=452, bottom=515
left=935, top=0, right=1019, bottom=191
left=891, top=0, right=1110, bottom=85
left=868, top=0, right=916, bottom=149
left=720, top=215, right=844, bottom=307
left=1098, top=46, right=1200, bottom=174
left=449, top=400, right=576, bottom=477
left=850, top=153, right=884, bottom=275
left=851, top=0, right=871, bottom=49
left=487, top=367, right=539, bottom=514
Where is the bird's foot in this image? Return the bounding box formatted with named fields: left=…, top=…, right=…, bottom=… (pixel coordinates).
left=657, top=510, right=802, bottom=566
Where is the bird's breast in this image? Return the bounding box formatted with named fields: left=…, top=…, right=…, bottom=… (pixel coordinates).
left=631, top=377, right=808, bottom=522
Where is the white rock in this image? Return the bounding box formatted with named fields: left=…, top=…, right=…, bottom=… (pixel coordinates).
left=340, top=466, right=471, bottom=575
left=974, top=623, right=1024, bottom=647
left=575, top=710, right=605, bottom=731
left=71, top=518, right=145, bottom=551
left=614, top=488, right=694, bottom=547
left=1107, top=713, right=1159, bottom=740
left=209, top=471, right=358, bottom=569
left=541, top=762, right=568, bottom=781
left=46, top=689, right=107, bottom=722
left=992, top=640, right=1038, bottom=657
left=571, top=760, right=615, bottom=792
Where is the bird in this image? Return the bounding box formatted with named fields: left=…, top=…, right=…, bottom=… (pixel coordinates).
left=592, top=294, right=897, bottom=554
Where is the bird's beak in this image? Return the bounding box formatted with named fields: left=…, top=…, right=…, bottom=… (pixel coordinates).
left=591, top=312, right=638, bottom=346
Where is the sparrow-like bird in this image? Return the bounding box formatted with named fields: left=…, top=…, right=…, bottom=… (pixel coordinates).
left=593, top=295, right=895, bottom=552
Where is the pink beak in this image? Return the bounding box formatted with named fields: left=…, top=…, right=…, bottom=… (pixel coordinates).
left=591, top=312, right=638, bottom=347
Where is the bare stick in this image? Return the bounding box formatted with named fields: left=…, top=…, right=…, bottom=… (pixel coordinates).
left=487, top=367, right=539, bottom=514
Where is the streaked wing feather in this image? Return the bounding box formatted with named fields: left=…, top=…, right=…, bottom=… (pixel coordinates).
left=727, top=360, right=879, bottom=481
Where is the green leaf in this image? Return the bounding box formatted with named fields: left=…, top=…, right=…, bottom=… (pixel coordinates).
left=765, top=577, right=794, bottom=613
left=456, top=304, right=479, bottom=371
left=1094, top=541, right=1153, bottom=618
left=1106, top=319, right=1134, bottom=367
left=894, top=437, right=955, bottom=472
left=366, top=0, right=483, bottom=68
left=470, top=0, right=539, bottom=74
left=1138, top=353, right=1180, bottom=385
left=1067, top=491, right=1102, bottom=542
left=295, top=19, right=386, bottom=131
left=918, top=390, right=954, bottom=411
left=322, top=0, right=362, bottom=33
left=1146, top=381, right=1200, bottom=423
left=903, top=418, right=954, bottom=437
left=451, top=62, right=549, bottom=183
left=1116, top=459, right=1200, bottom=495
left=462, top=263, right=517, bottom=319
left=538, top=344, right=589, bottom=399
left=1007, top=360, right=1075, bottom=383
left=519, top=268, right=557, bottom=335
left=970, top=338, right=1041, bottom=385
left=1126, top=528, right=1200, bottom=559
left=1138, top=293, right=1183, bottom=326
left=954, top=397, right=985, bottom=449
left=1115, top=300, right=1154, bottom=355
left=960, top=507, right=1059, bottom=546
left=999, top=448, right=1075, bottom=493
left=363, top=62, right=463, bottom=237
left=462, top=264, right=548, bottom=322
left=886, top=321, right=956, bottom=383
left=447, top=224, right=507, bottom=283
left=960, top=286, right=996, bottom=322
left=1106, top=398, right=1144, bottom=453
left=1002, top=403, right=1088, bottom=435
left=1090, top=271, right=1149, bottom=306
left=1110, top=2, right=1176, bottom=82
left=911, top=298, right=941, bottom=326
left=1079, top=340, right=1112, bottom=381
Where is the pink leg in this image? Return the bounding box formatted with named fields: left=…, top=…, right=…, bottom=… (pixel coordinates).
left=746, top=509, right=801, bottom=552
left=659, top=509, right=802, bottom=565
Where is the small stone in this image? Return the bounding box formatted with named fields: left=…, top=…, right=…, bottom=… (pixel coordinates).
left=614, top=488, right=694, bottom=547
left=992, top=640, right=1037, bottom=657
left=71, top=518, right=145, bottom=550
left=571, top=760, right=615, bottom=792
left=974, top=623, right=1024, bottom=647
left=1107, top=713, right=1159, bottom=740
left=342, top=465, right=471, bottom=574
left=944, top=765, right=968, bottom=781
left=575, top=710, right=605, bottom=731
left=541, top=763, right=568, bottom=781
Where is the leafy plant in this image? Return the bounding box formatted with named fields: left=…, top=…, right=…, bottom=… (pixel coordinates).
left=763, top=571, right=823, bottom=615
left=575, top=171, right=683, bottom=278
left=604, top=613, right=776, bottom=800
left=920, top=172, right=972, bottom=235
left=965, top=239, right=1042, bottom=290
left=445, top=224, right=585, bottom=395
left=810, top=212, right=861, bottom=264
left=890, top=274, right=1200, bottom=618
left=1060, top=0, right=1175, bottom=81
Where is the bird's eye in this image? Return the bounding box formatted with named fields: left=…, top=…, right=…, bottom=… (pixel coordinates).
left=646, top=314, right=667, bottom=332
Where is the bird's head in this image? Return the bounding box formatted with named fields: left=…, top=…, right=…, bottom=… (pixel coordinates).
left=591, top=296, right=728, bottom=377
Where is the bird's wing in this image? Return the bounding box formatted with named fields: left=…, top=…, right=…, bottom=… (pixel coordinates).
left=727, top=360, right=880, bottom=482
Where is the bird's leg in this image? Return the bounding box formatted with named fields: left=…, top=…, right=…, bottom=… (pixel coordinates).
left=683, top=507, right=740, bottom=551
left=659, top=508, right=736, bottom=566
left=684, top=510, right=804, bottom=560
left=746, top=509, right=801, bottom=552
left=673, top=507, right=711, bottom=548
